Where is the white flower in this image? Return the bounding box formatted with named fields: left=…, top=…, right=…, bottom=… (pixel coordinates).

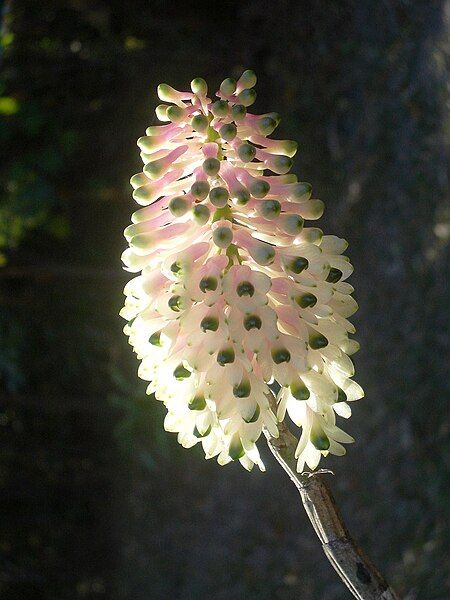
left=120, top=71, right=363, bottom=472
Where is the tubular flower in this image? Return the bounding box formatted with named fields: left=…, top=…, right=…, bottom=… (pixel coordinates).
left=120, top=71, right=363, bottom=472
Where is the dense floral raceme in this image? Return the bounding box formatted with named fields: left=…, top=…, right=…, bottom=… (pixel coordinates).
left=120, top=71, right=364, bottom=472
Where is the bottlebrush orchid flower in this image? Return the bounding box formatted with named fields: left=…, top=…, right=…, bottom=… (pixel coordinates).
left=120, top=71, right=363, bottom=472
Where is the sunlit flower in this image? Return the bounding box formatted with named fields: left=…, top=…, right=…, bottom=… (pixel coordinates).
left=120, top=71, right=363, bottom=472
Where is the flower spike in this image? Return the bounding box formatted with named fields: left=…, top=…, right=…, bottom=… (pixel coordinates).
left=120, top=71, right=363, bottom=472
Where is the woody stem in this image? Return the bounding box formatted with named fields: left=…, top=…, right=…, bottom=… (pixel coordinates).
left=263, top=392, right=399, bottom=600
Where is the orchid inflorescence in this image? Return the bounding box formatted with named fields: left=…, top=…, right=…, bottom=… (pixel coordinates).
left=120, top=70, right=363, bottom=472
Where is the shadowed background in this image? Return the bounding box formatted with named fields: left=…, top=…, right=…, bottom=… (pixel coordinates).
left=0, top=1, right=448, bottom=598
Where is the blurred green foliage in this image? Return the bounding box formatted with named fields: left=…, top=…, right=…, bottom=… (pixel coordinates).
left=0, top=1, right=448, bottom=599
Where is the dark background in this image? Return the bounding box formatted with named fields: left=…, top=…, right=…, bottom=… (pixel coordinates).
left=0, top=1, right=448, bottom=598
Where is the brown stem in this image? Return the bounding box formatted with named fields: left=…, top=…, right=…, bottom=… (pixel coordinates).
left=263, top=393, right=399, bottom=600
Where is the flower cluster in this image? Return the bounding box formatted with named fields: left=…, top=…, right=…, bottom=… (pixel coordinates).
left=120, top=71, right=363, bottom=472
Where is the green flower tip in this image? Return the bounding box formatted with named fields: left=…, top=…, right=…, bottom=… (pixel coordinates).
left=173, top=363, right=191, bottom=380
left=231, top=104, right=247, bottom=121
left=233, top=378, right=251, bottom=398
left=199, top=276, right=218, bottom=292
left=326, top=268, right=343, bottom=283
left=194, top=424, right=212, bottom=438
left=213, top=226, right=233, bottom=249
left=192, top=204, right=210, bottom=225
left=237, top=281, right=255, bottom=297
left=191, top=114, right=209, bottom=133
left=203, top=157, right=220, bottom=176
left=260, top=199, right=281, bottom=220
left=209, top=187, right=229, bottom=208
left=191, top=77, right=208, bottom=95
left=200, top=316, right=219, bottom=332
left=288, top=256, right=309, bottom=274
left=238, top=143, right=256, bottom=163
left=243, top=404, right=260, bottom=424
left=191, top=180, right=210, bottom=200
left=229, top=436, right=245, bottom=460
left=233, top=188, right=250, bottom=205
left=167, top=105, right=185, bottom=123
left=219, top=122, right=237, bottom=141
left=311, top=428, right=330, bottom=451
left=250, top=180, right=270, bottom=198
left=239, top=69, right=257, bottom=89
left=189, top=394, right=206, bottom=410
left=168, top=295, right=184, bottom=312
left=169, top=196, right=189, bottom=216
left=243, top=314, right=262, bottom=331
left=291, top=382, right=310, bottom=400
left=272, top=348, right=291, bottom=364
left=220, top=77, right=237, bottom=96
left=237, top=88, right=257, bottom=107
left=296, top=293, right=317, bottom=308
left=309, top=333, right=328, bottom=349
left=149, top=331, right=162, bottom=346
left=211, top=99, right=229, bottom=117
left=217, top=347, right=235, bottom=366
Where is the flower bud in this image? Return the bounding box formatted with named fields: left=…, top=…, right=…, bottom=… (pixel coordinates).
left=192, top=204, right=210, bottom=225
left=257, top=116, right=277, bottom=135
left=289, top=182, right=312, bottom=202
left=237, top=143, right=256, bottom=163
left=155, top=104, right=170, bottom=121
left=232, top=188, right=250, bottom=205
left=166, top=105, right=185, bottom=123
left=191, top=180, right=210, bottom=200
left=278, top=214, right=304, bottom=236
left=213, top=225, right=233, bottom=248
left=220, top=77, right=237, bottom=96
left=248, top=240, right=275, bottom=265
left=237, top=88, right=257, bottom=107
left=249, top=179, right=270, bottom=198
left=157, top=83, right=190, bottom=105
left=211, top=100, right=229, bottom=117
left=209, top=187, right=229, bottom=208
left=237, top=69, right=257, bottom=91
left=202, top=157, right=220, bottom=176
left=191, top=114, right=209, bottom=133
left=169, top=196, right=189, bottom=216
left=258, top=199, right=281, bottom=220
left=231, top=104, right=246, bottom=121
left=265, top=154, right=292, bottom=175
left=191, top=77, right=208, bottom=95
left=219, top=123, right=237, bottom=141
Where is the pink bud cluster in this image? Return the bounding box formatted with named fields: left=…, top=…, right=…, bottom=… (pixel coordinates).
left=121, top=71, right=363, bottom=471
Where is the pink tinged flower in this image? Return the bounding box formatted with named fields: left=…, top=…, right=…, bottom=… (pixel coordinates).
left=121, top=71, right=363, bottom=472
